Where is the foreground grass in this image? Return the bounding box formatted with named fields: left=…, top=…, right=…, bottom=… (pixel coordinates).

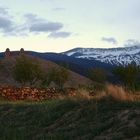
left=0, top=97, right=140, bottom=140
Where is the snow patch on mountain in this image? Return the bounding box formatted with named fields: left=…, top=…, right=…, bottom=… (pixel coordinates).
left=62, top=46, right=140, bottom=66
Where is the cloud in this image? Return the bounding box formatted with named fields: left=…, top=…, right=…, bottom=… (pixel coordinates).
left=102, top=37, right=118, bottom=45
left=30, top=22, right=63, bottom=33
left=24, top=13, right=45, bottom=23
left=0, top=7, right=8, bottom=15
left=0, top=9, right=71, bottom=37
left=24, top=13, right=64, bottom=33
left=0, top=15, right=27, bottom=36
left=0, top=16, right=15, bottom=34
left=48, top=31, right=71, bottom=38
left=124, top=39, right=140, bottom=47
left=52, top=7, right=65, bottom=11
left=0, top=7, right=14, bottom=33
left=0, top=16, right=12, bottom=30
left=0, top=7, right=17, bottom=35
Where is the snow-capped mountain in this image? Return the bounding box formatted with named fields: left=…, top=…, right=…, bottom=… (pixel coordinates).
left=62, top=46, right=140, bottom=66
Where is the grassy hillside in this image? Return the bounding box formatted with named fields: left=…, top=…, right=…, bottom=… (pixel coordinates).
left=0, top=54, right=91, bottom=87
left=0, top=97, right=140, bottom=140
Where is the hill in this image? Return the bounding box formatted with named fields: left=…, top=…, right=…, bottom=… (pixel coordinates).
left=0, top=97, right=140, bottom=140
left=0, top=53, right=91, bottom=87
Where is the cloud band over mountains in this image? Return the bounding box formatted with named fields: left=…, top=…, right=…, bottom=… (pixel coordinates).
left=102, top=37, right=118, bottom=45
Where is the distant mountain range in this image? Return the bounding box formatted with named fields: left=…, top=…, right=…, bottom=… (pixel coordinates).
left=29, top=52, right=113, bottom=77
left=63, top=46, right=140, bottom=66
left=1, top=45, right=140, bottom=81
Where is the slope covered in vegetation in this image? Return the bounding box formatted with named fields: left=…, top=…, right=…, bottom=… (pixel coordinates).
left=0, top=97, right=140, bottom=140
left=0, top=54, right=91, bottom=87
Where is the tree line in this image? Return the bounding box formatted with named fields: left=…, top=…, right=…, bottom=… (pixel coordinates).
left=88, top=63, right=140, bottom=91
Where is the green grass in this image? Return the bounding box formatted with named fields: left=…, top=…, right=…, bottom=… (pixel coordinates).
left=0, top=96, right=140, bottom=140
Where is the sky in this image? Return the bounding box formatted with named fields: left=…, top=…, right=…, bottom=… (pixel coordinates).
left=0, top=0, right=140, bottom=52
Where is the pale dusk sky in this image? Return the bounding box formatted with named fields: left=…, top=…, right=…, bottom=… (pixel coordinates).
left=0, top=0, right=140, bottom=52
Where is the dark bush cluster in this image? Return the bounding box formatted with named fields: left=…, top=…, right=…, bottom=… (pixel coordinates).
left=113, top=64, right=140, bottom=91
left=87, top=64, right=140, bottom=92
left=13, top=55, right=70, bottom=89
left=13, top=55, right=42, bottom=86
left=41, top=66, right=69, bottom=89
left=87, top=67, right=107, bottom=91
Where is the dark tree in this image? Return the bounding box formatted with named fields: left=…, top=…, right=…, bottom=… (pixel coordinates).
left=88, top=67, right=107, bottom=84
left=13, top=55, right=43, bottom=85
left=113, top=64, right=140, bottom=90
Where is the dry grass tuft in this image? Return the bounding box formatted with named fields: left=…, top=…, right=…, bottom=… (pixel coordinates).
left=65, top=84, right=140, bottom=101
left=93, top=91, right=107, bottom=100
left=106, top=84, right=135, bottom=101
left=76, top=88, right=91, bottom=100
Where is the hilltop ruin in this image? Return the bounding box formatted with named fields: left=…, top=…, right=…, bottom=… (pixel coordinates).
left=5, top=48, right=25, bottom=58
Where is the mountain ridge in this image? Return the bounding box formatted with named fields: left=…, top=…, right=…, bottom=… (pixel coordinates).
left=62, top=45, right=140, bottom=66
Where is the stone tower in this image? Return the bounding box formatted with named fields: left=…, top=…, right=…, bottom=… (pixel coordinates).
left=5, top=48, right=11, bottom=57
left=20, top=48, right=25, bottom=54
